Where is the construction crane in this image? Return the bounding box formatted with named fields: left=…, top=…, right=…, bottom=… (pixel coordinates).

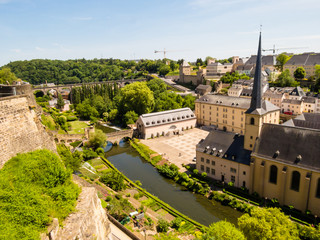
left=154, top=48, right=168, bottom=59
left=262, top=45, right=308, bottom=65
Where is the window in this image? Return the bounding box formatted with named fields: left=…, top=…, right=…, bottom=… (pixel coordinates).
left=243, top=171, right=246, bottom=175
left=230, top=167, right=236, bottom=173
left=291, top=171, right=300, bottom=192
left=211, top=169, right=215, bottom=175
left=316, top=178, right=320, bottom=198
left=201, top=157, right=204, bottom=162
left=269, top=165, right=278, bottom=184
left=250, top=144, right=252, bottom=148
left=250, top=136, right=253, bottom=139
left=250, top=117, right=255, bottom=125
left=201, top=165, right=204, bottom=171
left=231, top=175, right=235, bottom=183
left=206, top=167, right=210, bottom=173
left=242, top=181, right=246, bottom=187
left=206, top=159, right=210, bottom=164
left=211, top=160, right=215, bottom=166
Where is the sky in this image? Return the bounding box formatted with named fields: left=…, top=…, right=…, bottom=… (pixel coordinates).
left=1, top=0, right=320, bottom=66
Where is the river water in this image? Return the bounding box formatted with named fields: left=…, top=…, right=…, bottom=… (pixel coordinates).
left=104, top=141, right=243, bottom=226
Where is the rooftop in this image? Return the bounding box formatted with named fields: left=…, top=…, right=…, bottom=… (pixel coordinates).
left=253, top=124, right=320, bottom=172
left=283, top=113, right=320, bottom=130
left=196, top=130, right=251, bottom=165
left=138, top=108, right=195, bottom=127
left=196, top=94, right=251, bottom=109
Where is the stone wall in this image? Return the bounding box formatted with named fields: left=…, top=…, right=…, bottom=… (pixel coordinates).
left=42, top=187, right=111, bottom=240
left=0, top=95, right=56, bottom=168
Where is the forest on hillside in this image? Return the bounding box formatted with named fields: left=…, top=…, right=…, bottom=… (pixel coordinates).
left=2, top=58, right=178, bottom=85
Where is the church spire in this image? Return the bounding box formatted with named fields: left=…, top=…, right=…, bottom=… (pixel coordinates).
left=246, top=31, right=262, bottom=113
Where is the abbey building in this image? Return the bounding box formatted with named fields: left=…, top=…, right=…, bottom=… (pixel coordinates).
left=195, top=33, right=320, bottom=215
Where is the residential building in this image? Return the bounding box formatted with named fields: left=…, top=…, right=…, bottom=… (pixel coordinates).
left=136, top=108, right=196, bottom=139
left=262, top=89, right=284, bottom=108
left=195, top=95, right=250, bottom=134
left=195, top=84, right=212, bottom=96
left=284, top=53, right=320, bottom=78
left=206, top=61, right=233, bottom=76
left=281, top=99, right=303, bottom=114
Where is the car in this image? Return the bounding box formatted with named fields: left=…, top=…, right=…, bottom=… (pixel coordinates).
left=192, top=157, right=197, bottom=162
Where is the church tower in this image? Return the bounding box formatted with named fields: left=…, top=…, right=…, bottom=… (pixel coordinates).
left=244, top=32, right=266, bottom=151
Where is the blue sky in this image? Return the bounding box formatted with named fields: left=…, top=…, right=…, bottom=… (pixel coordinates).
left=1, top=0, right=319, bottom=66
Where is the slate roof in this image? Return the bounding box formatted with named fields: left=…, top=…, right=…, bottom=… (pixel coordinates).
left=263, top=91, right=283, bottom=99
left=289, top=87, right=305, bottom=97
left=253, top=124, right=320, bottom=171
left=196, top=94, right=251, bottom=109
left=196, top=130, right=251, bottom=165
left=282, top=99, right=302, bottom=105
left=245, top=55, right=274, bottom=66
left=285, top=53, right=320, bottom=66
left=196, top=84, right=211, bottom=90
left=302, top=96, right=316, bottom=103
left=283, top=113, right=320, bottom=130
left=138, top=108, right=195, bottom=128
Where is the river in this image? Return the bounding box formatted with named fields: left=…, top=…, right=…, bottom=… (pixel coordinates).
left=104, top=141, right=243, bottom=226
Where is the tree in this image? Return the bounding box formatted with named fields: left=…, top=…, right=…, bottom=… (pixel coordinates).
left=169, top=61, right=177, bottom=71
left=315, top=64, right=320, bottom=79
left=158, top=65, right=171, bottom=76
left=57, top=144, right=82, bottom=171
left=276, top=53, right=291, bottom=71
left=156, top=219, right=170, bottom=232
left=294, top=67, right=306, bottom=80
left=199, top=221, right=245, bottom=240
left=276, top=69, right=296, bottom=87
left=0, top=67, right=17, bottom=84
left=88, top=129, right=107, bottom=149
left=57, top=93, right=65, bottom=110
left=124, top=110, right=138, bottom=125
left=196, top=58, right=203, bottom=66
left=117, top=82, right=155, bottom=115
left=238, top=207, right=299, bottom=240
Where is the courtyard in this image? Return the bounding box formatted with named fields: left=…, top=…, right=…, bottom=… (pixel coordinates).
left=140, top=128, right=209, bottom=169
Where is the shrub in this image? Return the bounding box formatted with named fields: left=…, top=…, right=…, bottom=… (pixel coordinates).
left=105, top=196, right=112, bottom=202
left=156, top=219, right=170, bottom=232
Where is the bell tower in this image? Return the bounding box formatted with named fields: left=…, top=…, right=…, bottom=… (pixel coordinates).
left=244, top=32, right=264, bottom=151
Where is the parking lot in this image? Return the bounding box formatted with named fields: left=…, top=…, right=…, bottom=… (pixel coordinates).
left=140, top=128, right=209, bottom=170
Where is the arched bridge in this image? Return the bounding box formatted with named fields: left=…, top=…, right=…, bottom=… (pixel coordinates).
left=33, top=79, right=147, bottom=93
left=106, top=129, right=133, bottom=144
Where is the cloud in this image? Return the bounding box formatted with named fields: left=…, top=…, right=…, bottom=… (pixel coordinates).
left=11, top=49, right=21, bottom=53
left=73, top=17, right=93, bottom=21
left=35, top=46, right=45, bottom=51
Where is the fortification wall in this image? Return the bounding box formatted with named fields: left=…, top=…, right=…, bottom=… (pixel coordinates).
left=0, top=95, right=56, bottom=168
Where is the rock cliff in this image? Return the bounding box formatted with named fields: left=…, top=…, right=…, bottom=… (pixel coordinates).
left=0, top=94, right=56, bottom=168
left=43, top=187, right=111, bottom=240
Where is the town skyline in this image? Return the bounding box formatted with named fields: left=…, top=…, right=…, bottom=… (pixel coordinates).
left=1, top=0, right=320, bottom=66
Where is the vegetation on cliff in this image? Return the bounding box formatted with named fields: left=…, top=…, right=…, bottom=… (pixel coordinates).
left=0, top=150, right=80, bottom=239
left=2, top=58, right=177, bottom=85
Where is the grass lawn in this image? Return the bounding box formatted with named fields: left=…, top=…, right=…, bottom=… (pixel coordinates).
left=68, top=121, right=89, bottom=134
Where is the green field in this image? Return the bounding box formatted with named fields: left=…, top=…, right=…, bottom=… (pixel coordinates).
left=68, top=121, right=89, bottom=134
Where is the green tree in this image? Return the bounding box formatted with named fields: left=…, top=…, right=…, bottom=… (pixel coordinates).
left=156, top=219, right=170, bottom=232
left=124, top=110, right=138, bottom=125
left=57, top=144, right=82, bottom=171
left=196, top=58, right=204, bottom=66
left=276, top=69, right=296, bottom=87
left=238, top=207, right=299, bottom=240
left=88, top=129, right=107, bottom=149
left=57, top=93, right=65, bottom=110
left=315, top=64, right=320, bottom=79
left=159, top=65, right=171, bottom=76
left=100, top=169, right=126, bottom=191
left=108, top=109, right=118, bottom=121
left=294, top=67, right=306, bottom=80
left=0, top=67, right=17, bottom=84
left=117, top=82, right=155, bottom=115
left=276, top=53, right=291, bottom=71
left=199, top=221, right=245, bottom=240
left=169, top=61, right=177, bottom=71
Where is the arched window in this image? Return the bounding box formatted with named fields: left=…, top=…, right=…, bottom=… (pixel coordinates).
left=269, top=165, right=278, bottom=184
left=250, top=117, right=255, bottom=125
left=291, top=171, right=300, bottom=192
left=316, top=178, right=320, bottom=198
